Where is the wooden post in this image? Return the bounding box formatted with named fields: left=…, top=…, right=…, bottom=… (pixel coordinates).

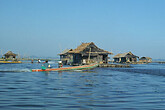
left=88, top=48, right=91, bottom=64
left=119, top=58, right=121, bottom=63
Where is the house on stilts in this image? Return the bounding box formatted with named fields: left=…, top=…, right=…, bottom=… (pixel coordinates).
left=139, top=57, right=152, bottom=63
left=58, top=49, right=73, bottom=65
left=4, top=51, right=18, bottom=59
left=59, top=42, right=113, bottom=65
left=113, top=52, right=139, bottom=63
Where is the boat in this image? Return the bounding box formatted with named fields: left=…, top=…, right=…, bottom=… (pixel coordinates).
left=0, top=61, right=22, bottom=64
left=31, top=63, right=98, bottom=72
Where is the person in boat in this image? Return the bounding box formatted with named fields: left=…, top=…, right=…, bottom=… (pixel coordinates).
left=31, top=59, right=34, bottom=63
left=38, top=59, right=41, bottom=63
left=58, top=61, right=63, bottom=68
left=41, top=60, right=51, bottom=70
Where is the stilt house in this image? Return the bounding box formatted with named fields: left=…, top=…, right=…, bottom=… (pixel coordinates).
left=139, top=57, right=152, bottom=63
left=58, top=49, right=73, bottom=65
left=4, top=51, right=17, bottom=59
left=59, top=42, right=113, bottom=65
left=113, top=52, right=138, bottom=63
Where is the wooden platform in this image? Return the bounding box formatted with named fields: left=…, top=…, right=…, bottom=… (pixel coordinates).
left=98, top=63, right=130, bottom=68
left=0, top=61, right=22, bottom=64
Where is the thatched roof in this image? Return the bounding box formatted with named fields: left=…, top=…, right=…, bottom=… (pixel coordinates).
left=139, top=57, right=152, bottom=60
left=68, top=42, right=113, bottom=54
left=113, top=52, right=138, bottom=58
left=4, top=51, right=17, bottom=56
left=58, top=49, right=73, bottom=55
left=68, top=42, right=92, bottom=53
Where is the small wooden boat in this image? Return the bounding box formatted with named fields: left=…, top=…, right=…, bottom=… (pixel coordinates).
left=0, top=61, right=22, bottom=64
left=31, top=63, right=98, bottom=72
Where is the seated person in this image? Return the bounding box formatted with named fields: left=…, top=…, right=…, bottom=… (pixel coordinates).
left=58, top=61, right=63, bottom=68
left=41, top=60, right=51, bottom=70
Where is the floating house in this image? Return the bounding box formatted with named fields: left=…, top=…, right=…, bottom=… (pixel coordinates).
left=139, top=57, right=152, bottom=63
left=4, top=51, right=17, bottom=59
left=59, top=42, right=113, bottom=65
left=113, top=52, right=139, bottom=63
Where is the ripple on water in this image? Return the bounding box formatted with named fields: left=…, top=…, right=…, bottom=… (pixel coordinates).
left=0, top=63, right=165, bottom=109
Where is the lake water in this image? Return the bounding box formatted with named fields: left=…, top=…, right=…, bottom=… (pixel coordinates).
left=0, top=61, right=165, bottom=110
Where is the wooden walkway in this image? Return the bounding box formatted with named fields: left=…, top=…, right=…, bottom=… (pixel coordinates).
left=98, top=63, right=130, bottom=68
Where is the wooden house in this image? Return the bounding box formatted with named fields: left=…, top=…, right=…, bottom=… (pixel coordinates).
left=139, top=57, right=152, bottom=63
left=59, top=42, right=113, bottom=65
left=113, top=52, right=139, bottom=63
left=58, top=49, right=73, bottom=65
left=4, top=51, right=17, bottom=59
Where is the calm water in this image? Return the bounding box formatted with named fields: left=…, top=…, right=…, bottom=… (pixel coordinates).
left=0, top=61, right=165, bottom=110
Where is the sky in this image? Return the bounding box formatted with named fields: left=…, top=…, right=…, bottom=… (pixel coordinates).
left=0, top=0, right=165, bottom=59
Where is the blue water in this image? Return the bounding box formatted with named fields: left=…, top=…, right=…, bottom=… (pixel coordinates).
left=0, top=62, right=165, bottom=110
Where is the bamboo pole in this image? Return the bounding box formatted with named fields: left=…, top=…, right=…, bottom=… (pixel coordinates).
left=88, top=48, right=91, bottom=64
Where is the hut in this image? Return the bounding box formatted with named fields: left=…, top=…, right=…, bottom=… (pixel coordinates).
left=58, top=49, right=73, bottom=65
left=4, top=51, right=17, bottom=59
left=113, top=52, right=139, bottom=63
left=59, top=42, right=113, bottom=65
left=139, top=57, right=152, bottom=63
